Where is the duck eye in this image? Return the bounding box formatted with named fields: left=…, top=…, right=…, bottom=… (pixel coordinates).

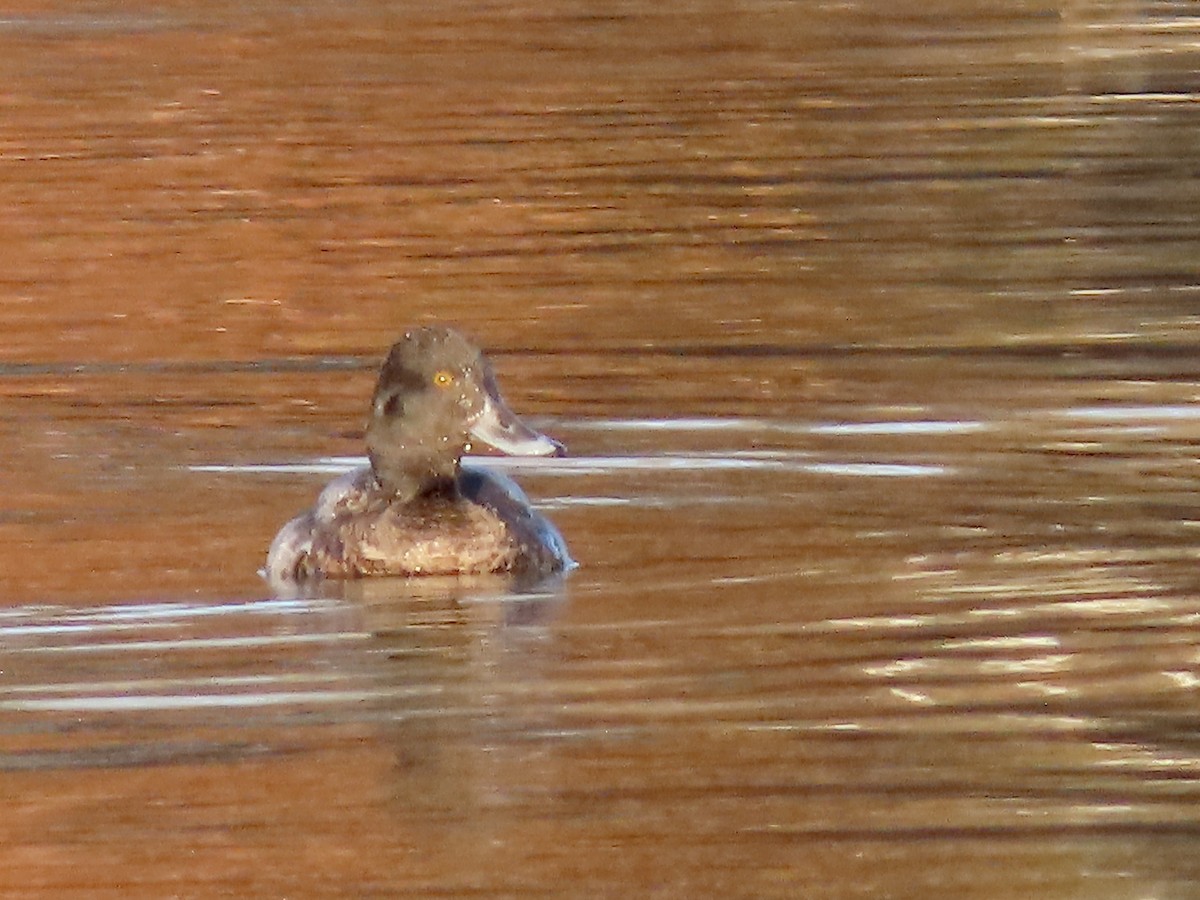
left=432, top=370, right=454, bottom=389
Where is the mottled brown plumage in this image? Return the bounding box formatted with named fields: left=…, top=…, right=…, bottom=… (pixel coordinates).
left=265, top=327, right=572, bottom=586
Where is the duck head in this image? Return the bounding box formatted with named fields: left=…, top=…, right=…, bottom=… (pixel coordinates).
left=365, top=326, right=563, bottom=500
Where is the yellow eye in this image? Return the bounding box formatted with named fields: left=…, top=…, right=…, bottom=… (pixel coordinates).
left=432, top=370, right=454, bottom=389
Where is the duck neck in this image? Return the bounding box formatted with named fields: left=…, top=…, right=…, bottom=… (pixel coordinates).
left=368, top=449, right=461, bottom=504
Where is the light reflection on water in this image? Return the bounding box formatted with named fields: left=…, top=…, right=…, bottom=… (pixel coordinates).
left=189, top=400, right=1200, bottom=492
left=192, top=453, right=951, bottom=477
left=0, top=0, right=1199, bottom=895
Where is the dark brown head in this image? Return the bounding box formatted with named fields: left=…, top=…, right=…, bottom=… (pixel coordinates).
left=365, top=326, right=563, bottom=500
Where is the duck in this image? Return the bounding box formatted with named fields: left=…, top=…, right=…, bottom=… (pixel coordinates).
left=265, top=326, right=572, bottom=584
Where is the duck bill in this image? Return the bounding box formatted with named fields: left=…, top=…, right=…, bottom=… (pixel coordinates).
left=470, top=376, right=564, bottom=457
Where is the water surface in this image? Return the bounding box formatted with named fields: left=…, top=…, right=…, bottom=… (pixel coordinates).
left=1, top=1, right=1200, bottom=897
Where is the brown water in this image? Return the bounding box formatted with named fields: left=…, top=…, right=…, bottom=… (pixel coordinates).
left=1, top=0, right=1200, bottom=896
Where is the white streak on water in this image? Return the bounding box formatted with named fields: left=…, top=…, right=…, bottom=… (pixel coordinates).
left=808, top=420, right=986, bottom=435
left=6, top=632, right=365, bottom=655
left=0, top=690, right=384, bottom=712
left=191, top=455, right=949, bottom=478
left=1062, top=405, right=1200, bottom=421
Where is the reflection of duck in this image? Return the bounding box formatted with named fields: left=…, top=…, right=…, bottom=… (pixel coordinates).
left=265, top=327, right=573, bottom=584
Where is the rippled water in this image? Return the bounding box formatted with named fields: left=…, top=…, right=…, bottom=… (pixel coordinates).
left=1, top=0, right=1200, bottom=897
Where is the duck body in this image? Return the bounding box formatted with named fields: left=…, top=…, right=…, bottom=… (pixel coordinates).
left=265, top=327, right=572, bottom=585
left=267, top=463, right=571, bottom=581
